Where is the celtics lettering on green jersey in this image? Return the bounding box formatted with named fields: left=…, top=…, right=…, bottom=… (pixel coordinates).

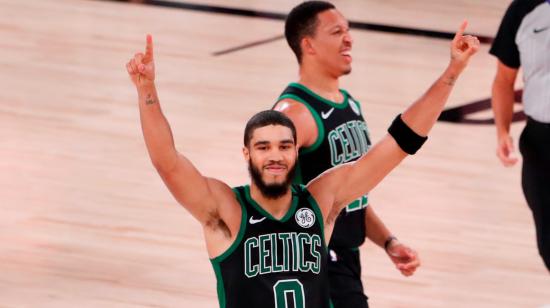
left=276, top=83, right=372, bottom=249
left=328, top=120, right=371, bottom=166
left=244, top=232, right=322, bottom=277
left=210, top=184, right=330, bottom=308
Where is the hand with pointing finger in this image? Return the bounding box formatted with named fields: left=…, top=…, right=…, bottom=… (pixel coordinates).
left=449, top=21, right=480, bottom=74
left=126, top=34, right=155, bottom=88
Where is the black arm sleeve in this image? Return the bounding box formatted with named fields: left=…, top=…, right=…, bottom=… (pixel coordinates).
left=387, top=114, right=428, bottom=155
left=489, top=1, right=523, bottom=68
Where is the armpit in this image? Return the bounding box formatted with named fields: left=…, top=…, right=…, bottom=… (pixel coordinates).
left=205, top=210, right=231, bottom=238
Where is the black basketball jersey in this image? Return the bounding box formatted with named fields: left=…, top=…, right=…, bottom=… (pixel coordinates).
left=276, top=83, right=372, bottom=249
left=210, top=184, right=330, bottom=308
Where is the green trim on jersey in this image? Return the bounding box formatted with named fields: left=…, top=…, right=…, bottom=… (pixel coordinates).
left=293, top=161, right=304, bottom=185
left=341, top=89, right=363, bottom=116
left=278, top=93, right=325, bottom=155
left=211, top=260, right=226, bottom=308
left=210, top=189, right=248, bottom=308
left=305, top=191, right=326, bottom=248
left=244, top=185, right=298, bottom=222
left=288, top=82, right=349, bottom=109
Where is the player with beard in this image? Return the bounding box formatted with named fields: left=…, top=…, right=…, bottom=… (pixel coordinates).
left=248, top=151, right=296, bottom=198
left=125, top=24, right=479, bottom=307
left=274, top=2, right=420, bottom=306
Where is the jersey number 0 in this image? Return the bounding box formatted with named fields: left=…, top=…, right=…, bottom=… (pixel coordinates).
left=273, top=279, right=305, bottom=308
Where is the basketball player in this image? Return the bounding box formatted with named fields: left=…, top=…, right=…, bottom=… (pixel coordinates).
left=274, top=2, right=419, bottom=306
left=125, top=23, right=479, bottom=307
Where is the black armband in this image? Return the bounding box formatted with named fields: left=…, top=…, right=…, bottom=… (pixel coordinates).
left=388, top=114, right=428, bottom=155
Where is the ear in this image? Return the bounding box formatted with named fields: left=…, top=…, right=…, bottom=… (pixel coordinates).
left=301, top=37, right=316, bottom=57
left=243, top=146, right=250, bottom=161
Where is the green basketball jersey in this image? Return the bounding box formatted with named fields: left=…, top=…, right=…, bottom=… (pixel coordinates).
left=210, top=184, right=330, bottom=308
left=275, top=83, right=372, bottom=249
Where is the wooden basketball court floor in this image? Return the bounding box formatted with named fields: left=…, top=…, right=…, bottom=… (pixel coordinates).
left=1, top=0, right=549, bottom=307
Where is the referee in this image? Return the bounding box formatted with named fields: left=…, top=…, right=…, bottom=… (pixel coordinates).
left=490, top=0, right=550, bottom=271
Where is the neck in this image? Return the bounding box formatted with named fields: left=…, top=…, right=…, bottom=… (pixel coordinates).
left=249, top=184, right=293, bottom=219
left=298, top=62, right=343, bottom=102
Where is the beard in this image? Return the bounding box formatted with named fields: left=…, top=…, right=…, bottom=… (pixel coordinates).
left=248, top=159, right=297, bottom=199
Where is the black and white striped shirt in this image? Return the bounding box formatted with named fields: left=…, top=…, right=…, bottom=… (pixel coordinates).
left=490, top=0, right=550, bottom=123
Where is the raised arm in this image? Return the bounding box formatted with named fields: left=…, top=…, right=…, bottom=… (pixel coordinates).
left=126, top=35, right=235, bottom=226
left=308, top=21, right=480, bottom=218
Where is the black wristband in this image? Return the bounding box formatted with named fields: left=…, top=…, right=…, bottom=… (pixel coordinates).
left=387, top=114, right=428, bottom=155
left=384, top=235, right=397, bottom=252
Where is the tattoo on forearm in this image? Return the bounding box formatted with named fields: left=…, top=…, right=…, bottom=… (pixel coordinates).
left=145, top=93, right=157, bottom=105
left=444, top=75, right=456, bottom=86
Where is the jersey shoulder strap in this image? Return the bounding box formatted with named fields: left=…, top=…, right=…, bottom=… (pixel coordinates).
left=275, top=83, right=349, bottom=112
left=292, top=184, right=326, bottom=238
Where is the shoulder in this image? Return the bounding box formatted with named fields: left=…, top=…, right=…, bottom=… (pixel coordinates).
left=489, top=0, right=543, bottom=68
left=497, top=0, right=545, bottom=29
left=208, top=177, right=236, bottom=196
left=305, top=163, right=351, bottom=210
left=274, top=99, right=318, bottom=148
left=274, top=98, right=308, bottom=113
left=274, top=98, right=318, bottom=126
left=510, top=0, right=545, bottom=14
left=207, top=178, right=242, bottom=224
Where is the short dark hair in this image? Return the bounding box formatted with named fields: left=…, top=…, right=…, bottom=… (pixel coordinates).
left=285, top=1, right=335, bottom=63
left=244, top=110, right=297, bottom=147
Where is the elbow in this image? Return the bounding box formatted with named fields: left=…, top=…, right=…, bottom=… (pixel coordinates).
left=151, top=160, right=167, bottom=173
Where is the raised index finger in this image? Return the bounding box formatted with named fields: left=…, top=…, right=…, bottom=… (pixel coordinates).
left=144, top=34, right=154, bottom=60
left=453, top=20, right=468, bottom=42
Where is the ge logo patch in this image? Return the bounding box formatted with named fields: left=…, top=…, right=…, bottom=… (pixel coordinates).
left=295, top=208, right=315, bottom=228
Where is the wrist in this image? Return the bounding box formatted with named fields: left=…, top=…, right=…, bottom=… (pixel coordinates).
left=443, top=64, right=462, bottom=85
left=137, top=81, right=156, bottom=93
left=497, top=129, right=510, bottom=140
left=384, top=235, right=398, bottom=252
left=496, top=122, right=511, bottom=138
